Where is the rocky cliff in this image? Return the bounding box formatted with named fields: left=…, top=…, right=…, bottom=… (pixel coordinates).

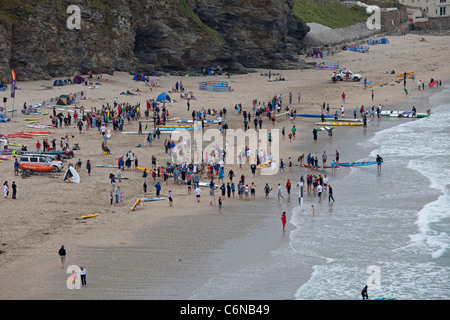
left=0, top=0, right=310, bottom=81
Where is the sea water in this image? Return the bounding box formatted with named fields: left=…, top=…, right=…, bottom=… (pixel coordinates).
left=189, top=86, right=450, bottom=300
left=293, top=86, right=450, bottom=300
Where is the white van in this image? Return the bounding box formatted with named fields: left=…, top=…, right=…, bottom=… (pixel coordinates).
left=19, top=155, right=64, bottom=171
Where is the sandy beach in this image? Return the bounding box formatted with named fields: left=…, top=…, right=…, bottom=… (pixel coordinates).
left=1, top=34, right=449, bottom=300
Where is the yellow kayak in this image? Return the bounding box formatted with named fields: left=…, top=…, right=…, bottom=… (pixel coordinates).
left=23, top=118, right=40, bottom=121
left=81, top=214, right=98, bottom=219
left=396, top=72, right=414, bottom=77
left=315, top=122, right=364, bottom=126
left=257, top=160, right=271, bottom=169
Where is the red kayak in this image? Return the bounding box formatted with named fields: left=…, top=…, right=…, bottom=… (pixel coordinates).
left=18, top=163, right=55, bottom=172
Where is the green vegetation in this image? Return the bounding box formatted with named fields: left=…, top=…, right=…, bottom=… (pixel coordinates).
left=178, top=0, right=224, bottom=45
left=293, top=0, right=369, bottom=29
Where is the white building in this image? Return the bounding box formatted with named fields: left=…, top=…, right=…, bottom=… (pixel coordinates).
left=398, top=0, right=450, bottom=18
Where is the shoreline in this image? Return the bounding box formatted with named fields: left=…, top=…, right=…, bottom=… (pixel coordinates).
left=35, top=81, right=444, bottom=300
left=0, top=34, right=449, bottom=300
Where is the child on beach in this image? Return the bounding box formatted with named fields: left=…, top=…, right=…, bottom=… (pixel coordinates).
left=218, top=197, right=222, bottom=214
left=281, top=212, right=287, bottom=232
left=168, top=191, right=173, bottom=207
left=195, top=186, right=201, bottom=202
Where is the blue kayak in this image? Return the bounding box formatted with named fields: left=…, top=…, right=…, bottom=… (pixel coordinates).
left=141, top=197, right=166, bottom=201
left=339, top=161, right=377, bottom=167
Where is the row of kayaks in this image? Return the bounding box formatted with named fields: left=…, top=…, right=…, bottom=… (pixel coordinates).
left=0, top=150, right=66, bottom=155
left=379, top=110, right=429, bottom=118
left=315, top=122, right=364, bottom=126
left=302, top=161, right=377, bottom=168
left=298, top=111, right=430, bottom=119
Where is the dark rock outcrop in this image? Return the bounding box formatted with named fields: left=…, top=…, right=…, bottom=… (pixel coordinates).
left=0, top=0, right=309, bottom=81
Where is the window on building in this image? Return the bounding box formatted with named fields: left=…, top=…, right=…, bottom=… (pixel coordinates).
left=441, top=7, right=447, bottom=15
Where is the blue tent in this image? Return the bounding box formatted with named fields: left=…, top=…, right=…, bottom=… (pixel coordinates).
left=367, top=37, right=379, bottom=45
left=133, top=74, right=145, bottom=81
left=379, top=38, right=389, bottom=44
left=156, top=92, right=171, bottom=102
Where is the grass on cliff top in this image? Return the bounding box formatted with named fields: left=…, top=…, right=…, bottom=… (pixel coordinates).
left=293, top=0, right=369, bottom=29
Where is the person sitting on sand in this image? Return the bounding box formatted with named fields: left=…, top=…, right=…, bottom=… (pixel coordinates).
left=102, top=142, right=111, bottom=154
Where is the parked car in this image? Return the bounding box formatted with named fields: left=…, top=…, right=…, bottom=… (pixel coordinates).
left=19, top=155, right=64, bottom=171
left=331, top=70, right=362, bottom=81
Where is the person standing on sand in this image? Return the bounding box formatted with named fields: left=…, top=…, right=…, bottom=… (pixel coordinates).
left=281, top=212, right=287, bottom=232
left=86, top=160, right=91, bottom=176
left=218, top=197, right=222, bottom=214
left=311, top=205, right=315, bottom=216
left=58, top=245, right=66, bottom=268
left=80, top=267, right=87, bottom=286
left=11, top=181, right=17, bottom=199
left=264, top=183, right=271, bottom=198
left=312, top=129, right=317, bottom=144
left=168, top=190, right=173, bottom=207
left=3, top=181, right=9, bottom=198
left=195, top=186, right=201, bottom=202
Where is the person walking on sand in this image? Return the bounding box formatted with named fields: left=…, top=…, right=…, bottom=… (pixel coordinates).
left=218, top=197, right=223, bottom=214
left=277, top=183, right=285, bottom=202
left=311, top=205, right=315, bottom=216
left=195, top=186, right=201, bottom=202
left=281, top=211, right=287, bottom=232
left=341, top=92, right=346, bottom=103
left=328, top=185, right=335, bottom=202
left=168, top=190, right=173, bottom=207
left=58, top=245, right=66, bottom=268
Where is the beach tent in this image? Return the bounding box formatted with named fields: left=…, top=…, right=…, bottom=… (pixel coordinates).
left=56, top=94, right=70, bottom=106
left=53, top=79, right=64, bottom=86
left=156, top=92, right=171, bottom=102
left=133, top=74, right=145, bottom=81
left=379, top=38, right=389, bottom=44
left=367, top=37, right=379, bottom=45
left=63, top=166, right=80, bottom=183
left=73, top=75, right=85, bottom=84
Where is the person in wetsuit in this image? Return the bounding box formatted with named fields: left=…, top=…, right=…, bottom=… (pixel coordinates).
left=361, top=285, right=369, bottom=300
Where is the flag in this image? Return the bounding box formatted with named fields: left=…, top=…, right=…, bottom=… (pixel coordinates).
left=11, top=69, right=16, bottom=98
